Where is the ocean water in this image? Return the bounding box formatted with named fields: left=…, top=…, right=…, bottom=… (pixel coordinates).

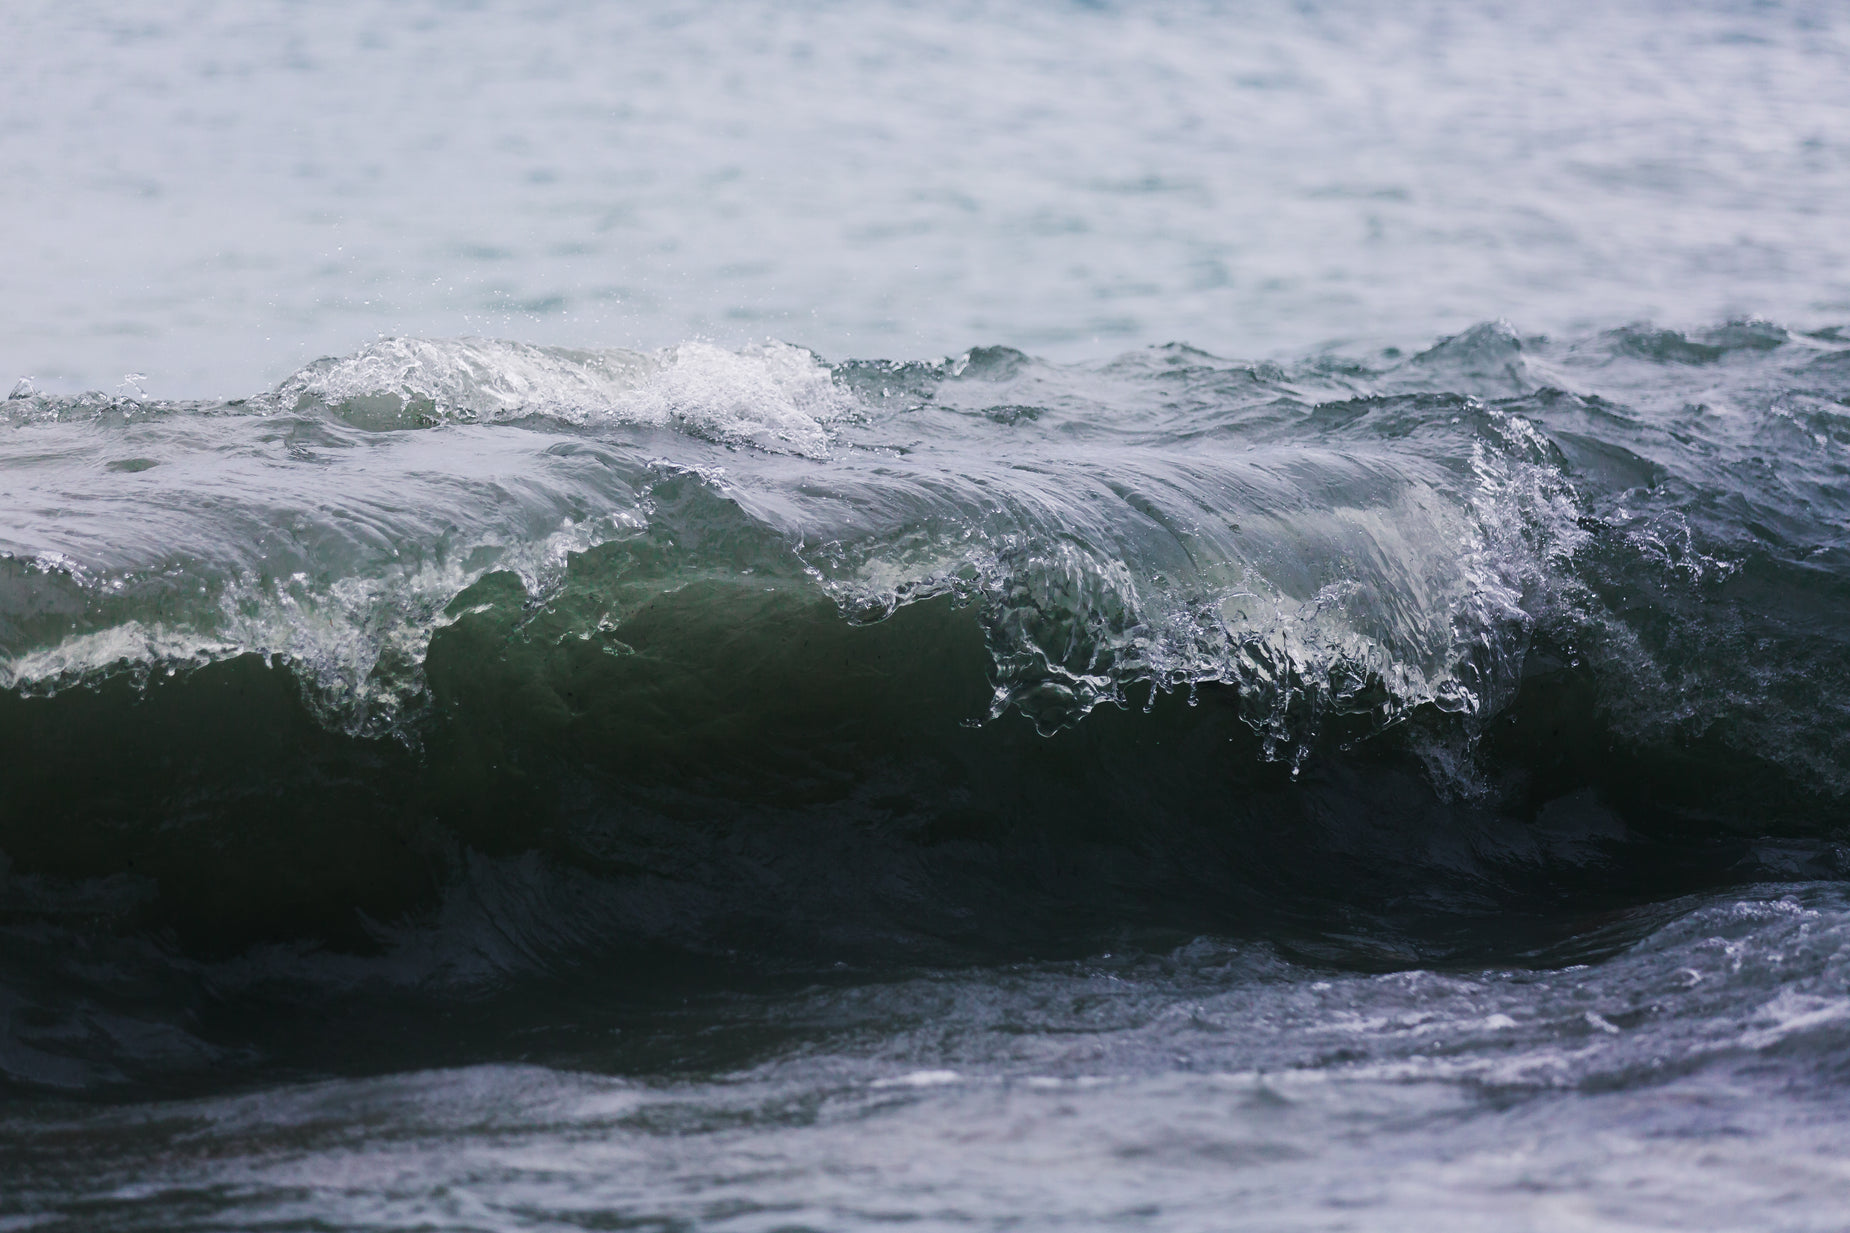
left=8, top=0, right=1850, bottom=395
left=5, top=2, right=1850, bottom=1230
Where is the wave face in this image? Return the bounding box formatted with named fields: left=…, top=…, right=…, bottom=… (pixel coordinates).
left=5, top=323, right=1850, bottom=1088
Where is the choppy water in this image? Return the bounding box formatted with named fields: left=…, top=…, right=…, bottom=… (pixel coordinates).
left=6, top=2, right=1850, bottom=1230
left=9, top=888, right=1850, bottom=1232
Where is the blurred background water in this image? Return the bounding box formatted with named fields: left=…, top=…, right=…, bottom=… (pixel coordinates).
left=5, top=0, right=1849, bottom=395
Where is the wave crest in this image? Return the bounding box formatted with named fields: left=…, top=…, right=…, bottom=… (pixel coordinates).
left=269, top=337, right=853, bottom=456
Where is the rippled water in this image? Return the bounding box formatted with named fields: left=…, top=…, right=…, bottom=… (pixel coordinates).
left=6, top=2, right=1850, bottom=1230
left=8, top=888, right=1850, bottom=1230
left=6, top=0, right=1850, bottom=393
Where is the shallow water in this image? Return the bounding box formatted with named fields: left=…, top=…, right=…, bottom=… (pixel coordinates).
left=6, top=2, right=1850, bottom=1230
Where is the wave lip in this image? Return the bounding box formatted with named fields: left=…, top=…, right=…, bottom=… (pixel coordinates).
left=5, top=321, right=1850, bottom=775
left=268, top=336, right=854, bottom=456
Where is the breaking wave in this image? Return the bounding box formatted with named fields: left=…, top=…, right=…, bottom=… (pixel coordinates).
left=5, top=321, right=1850, bottom=1089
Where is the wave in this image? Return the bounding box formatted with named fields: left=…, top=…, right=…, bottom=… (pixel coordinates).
left=266, top=337, right=855, bottom=453
left=0, top=330, right=1585, bottom=751
left=7, top=322, right=1849, bottom=769
left=4, top=320, right=1850, bottom=1089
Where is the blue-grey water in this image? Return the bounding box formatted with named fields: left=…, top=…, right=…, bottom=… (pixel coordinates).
left=5, top=2, right=1850, bottom=1230
left=7, top=0, right=1850, bottom=396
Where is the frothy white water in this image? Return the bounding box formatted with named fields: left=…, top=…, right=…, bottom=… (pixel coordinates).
left=271, top=337, right=853, bottom=456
